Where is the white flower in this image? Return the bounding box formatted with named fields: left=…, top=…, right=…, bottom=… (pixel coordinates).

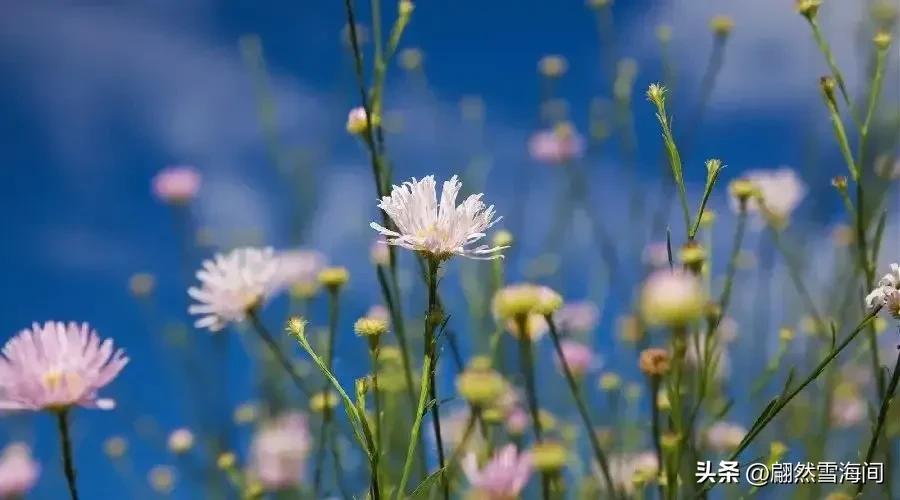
left=866, top=263, right=900, bottom=319
left=730, top=168, right=806, bottom=221
left=0, top=443, right=39, bottom=498
left=370, top=175, right=505, bottom=260
left=188, top=247, right=279, bottom=332
left=705, top=421, right=746, bottom=453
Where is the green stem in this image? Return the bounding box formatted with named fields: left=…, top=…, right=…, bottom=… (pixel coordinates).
left=424, top=257, right=448, bottom=499
left=395, top=355, right=433, bottom=499
left=516, top=316, right=549, bottom=500
left=247, top=309, right=312, bottom=397
left=650, top=92, right=691, bottom=238
left=666, top=327, right=687, bottom=500
left=858, top=340, right=900, bottom=496
left=56, top=409, right=79, bottom=500
left=545, top=314, right=616, bottom=494
left=807, top=17, right=856, bottom=123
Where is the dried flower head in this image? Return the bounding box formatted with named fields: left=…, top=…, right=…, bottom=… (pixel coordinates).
left=639, top=348, right=671, bottom=376
left=371, top=175, right=504, bottom=260
left=0, top=322, right=128, bottom=412
left=188, top=247, right=279, bottom=332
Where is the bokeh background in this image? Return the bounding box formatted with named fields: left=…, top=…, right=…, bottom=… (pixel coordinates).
left=1, top=0, right=898, bottom=498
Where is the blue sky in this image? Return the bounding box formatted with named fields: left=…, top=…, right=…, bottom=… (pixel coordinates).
left=0, top=0, right=897, bottom=497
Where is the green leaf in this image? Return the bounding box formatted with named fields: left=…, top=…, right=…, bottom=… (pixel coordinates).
left=408, top=467, right=446, bottom=500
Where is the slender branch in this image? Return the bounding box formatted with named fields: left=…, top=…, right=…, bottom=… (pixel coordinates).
left=56, top=409, right=80, bottom=500
left=247, top=309, right=311, bottom=397
left=858, top=338, right=900, bottom=496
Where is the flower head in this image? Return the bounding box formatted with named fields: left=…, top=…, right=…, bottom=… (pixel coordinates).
left=167, top=428, right=195, bottom=454
left=0, top=443, right=39, bottom=498
left=556, top=340, right=595, bottom=377
left=249, top=412, right=311, bottom=491
left=462, top=444, right=532, bottom=500
left=152, top=166, right=201, bottom=204
left=270, top=249, right=326, bottom=298
left=705, top=421, right=746, bottom=453
left=730, top=168, right=806, bottom=225
left=555, top=301, right=600, bottom=335
left=866, top=263, right=900, bottom=319
left=188, top=247, right=279, bottom=332
left=346, top=106, right=379, bottom=135
left=371, top=175, right=504, bottom=260
left=639, top=347, right=671, bottom=376
left=639, top=269, right=706, bottom=327
left=528, top=124, right=585, bottom=165
left=0, top=322, right=128, bottom=411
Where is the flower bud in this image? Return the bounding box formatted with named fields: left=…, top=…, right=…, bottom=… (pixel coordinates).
left=874, top=31, right=892, bottom=50
left=354, top=317, right=389, bottom=338
left=216, top=452, right=236, bottom=470
left=679, top=242, right=707, bottom=269
left=709, top=15, right=734, bottom=37
left=318, top=267, right=349, bottom=290
left=646, top=83, right=666, bottom=106
left=531, top=441, right=568, bottom=472
left=456, top=366, right=506, bottom=408
left=492, top=229, right=513, bottom=248
left=728, top=178, right=756, bottom=203
left=398, top=0, right=414, bottom=17
left=796, top=0, right=821, bottom=19
left=346, top=107, right=380, bottom=135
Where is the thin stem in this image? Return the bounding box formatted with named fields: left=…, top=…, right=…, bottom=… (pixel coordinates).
left=247, top=309, right=311, bottom=397
left=807, top=17, right=856, bottom=122
left=424, top=257, right=448, bottom=499
left=649, top=376, right=665, bottom=500
left=858, top=339, right=900, bottom=496
left=650, top=91, right=691, bottom=238
left=314, top=288, right=342, bottom=498
left=545, top=314, right=616, bottom=494
left=666, top=327, right=687, bottom=500
left=370, top=343, right=384, bottom=492
left=56, top=409, right=80, bottom=500
left=516, top=316, right=549, bottom=500
left=395, top=354, right=433, bottom=499
left=769, top=228, right=827, bottom=333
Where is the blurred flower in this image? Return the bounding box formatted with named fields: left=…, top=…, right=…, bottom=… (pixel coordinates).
left=684, top=333, right=731, bottom=380
left=346, top=106, right=379, bottom=135
left=831, top=386, right=866, bottom=428
left=188, top=247, right=279, bottom=332
left=152, top=166, right=201, bottom=204
left=270, top=249, right=326, bottom=297
left=642, top=241, right=670, bottom=268
left=462, top=444, right=532, bottom=500
left=354, top=316, right=388, bottom=339
left=0, top=443, right=39, bottom=498
left=556, top=340, right=595, bottom=377
left=103, top=436, right=127, bottom=459
left=528, top=124, right=585, bottom=165
left=598, top=372, right=621, bottom=391
left=309, top=391, right=339, bottom=414
left=730, top=168, right=806, bottom=225
left=874, top=156, right=900, bottom=179
left=148, top=465, right=175, bottom=494
left=640, top=269, right=706, bottom=327
left=317, top=267, right=349, bottom=290
left=366, top=305, right=390, bottom=325
left=371, top=175, right=504, bottom=260
left=505, top=407, right=529, bottom=436
left=601, top=451, right=659, bottom=494
left=234, top=401, right=260, bottom=425
left=438, top=407, right=485, bottom=453
left=555, top=301, right=599, bottom=335
left=617, top=315, right=644, bottom=343
left=249, top=412, right=311, bottom=491
left=705, top=421, right=746, bottom=453
left=0, top=322, right=128, bottom=411
left=370, top=240, right=391, bottom=266
left=709, top=15, right=735, bottom=37
left=504, top=314, right=548, bottom=341
left=530, top=441, right=567, bottom=473
left=167, top=428, right=195, bottom=455
left=538, top=55, right=568, bottom=77
left=456, top=365, right=506, bottom=408
left=399, top=47, right=423, bottom=71
left=639, top=348, right=671, bottom=376
left=128, top=273, right=156, bottom=298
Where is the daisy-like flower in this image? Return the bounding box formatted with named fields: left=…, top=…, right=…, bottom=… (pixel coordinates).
left=370, top=175, right=504, bottom=260
left=249, top=412, right=311, bottom=491
left=462, top=444, right=532, bottom=500
left=188, top=247, right=279, bottom=332
left=729, top=168, right=806, bottom=223
left=528, top=124, right=585, bottom=165
left=555, top=301, right=600, bottom=334
left=602, top=451, right=659, bottom=494
left=639, top=269, right=706, bottom=327
left=0, top=443, right=39, bottom=498
left=151, top=166, right=201, bottom=204
left=269, top=249, right=326, bottom=296
left=0, top=322, right=128, bottom=411
left=705, top=421, right=747, bottom=453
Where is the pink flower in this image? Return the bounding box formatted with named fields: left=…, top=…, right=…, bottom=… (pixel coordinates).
left=555, top=301, right=600, bottom=334
left=505, top=407, right=529, bottom=436
left=151, top=166, right=201, bottom=204
left=528, top=126, right=584, bottom=165
left=462, top=444, right=532, bottom=500
left=0, top=322, right=128, bottom=411
left=0, top=443, right=39, bottom=497
left=269, top=249, right=327, bottom=295
left=556, top=340, right=595, bottom=377
left=249, top=412, right=311, bottom=491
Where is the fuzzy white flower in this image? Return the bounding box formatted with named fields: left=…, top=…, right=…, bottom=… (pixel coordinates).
left=269, top=249, right=326, bottom=295
left=705, top=421, right=746, bottom=453
left=188, top=247, right=279, bottom=332
left=370, top=175, right=505, bottom=260
left=866, top=263, right=900, bottom=319
left=730, top=168, right=806, bottom=221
